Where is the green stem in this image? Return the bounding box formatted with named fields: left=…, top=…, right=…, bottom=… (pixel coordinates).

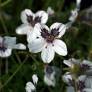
left=1, top=0, right=11, bottom=7
left=0, top=55, right=28, bottom=90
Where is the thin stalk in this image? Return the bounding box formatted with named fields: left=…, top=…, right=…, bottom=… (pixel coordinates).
left=0, top=55, right=28, bottom=90
left=1, top=0, right=11, bottom=7
left=5, top=59, right=8, bottom=74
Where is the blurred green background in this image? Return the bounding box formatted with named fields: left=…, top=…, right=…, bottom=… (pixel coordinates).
left=0, top=0, right=92, bottom=92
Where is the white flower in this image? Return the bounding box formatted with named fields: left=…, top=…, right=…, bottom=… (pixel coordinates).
left=63, top=73, right=87, bottom=92
left=25, top=74, right=38, bottom=92
left=76, top=0, right=81, bottom=9
left=0, top=36, right=26, bottom=58
left=25, top=82, right=36, bottom=92
left=16, top=9, right=48, bottom=42
left=32, top=74, right=38, bottom=85
left=44, top=65, right=56, bottom=87
left=28, top=22, right=67, bottom=63
left=47, top=7, right=55, bottom=16
left=63, top=58, right=92, bottom=75
left=69, top=9, right=78, bottom=22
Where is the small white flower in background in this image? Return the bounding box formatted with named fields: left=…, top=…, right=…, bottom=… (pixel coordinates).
left=25, top=74, right=38, bottom=92
left=44, top=65, right=56, bottom=87
left=69, top=8, right=78, bottom=22
left=76, top=0, right=81, bottom=9
left=16, top=9, right=48, bottom=42
left=28, top=23, right=67, bottom=63
left=0, top=36, right=26, bottom=58
left=32, top=74, right=38, bottom=85
left=25, top=82, right=36, bottom=92
left=47, top=7, right=55, bottom=16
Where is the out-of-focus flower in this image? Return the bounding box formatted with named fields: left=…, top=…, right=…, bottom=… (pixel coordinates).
left=25, top=82, right=36, bottom=92
left=44, top=65, right=56, bottom=87
left=0, top=36, right=26, bottom=57
left=69, top=9, right=78, bottom=22
left=63, top=73, right=92, bottom=92
left=63, top=58, right=92, bottom=75
left=47, top=7, right=55, bottom=16
left=32, top=74, right=38, bottom=85
left=16, top=9, right=48, bottom=43
left=28, top=23, right=67, bottom=63
left=25, top=74, right=38, bottom=92
left=63, top=73, right=87, bottom=92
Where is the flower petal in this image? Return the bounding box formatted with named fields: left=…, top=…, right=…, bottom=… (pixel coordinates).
left=53, top=39, right=67, bottom=56
left=25, top=82, right=35, bottom=92
left=50, top=22, right=66, bottom=38
left=35, top=11, right=48, bottom=24
left=83, top=88, right=92, bottom=92
left=13, top=44, right=26, bottom=50
left=62, top=72, right=72, bottom=84
left=0, top=49, right=12, bottom=57
left=28, top=38, right=46, bottom=53
left=21, top=9, right=34, bottom=24
left=16, top=24, right=33, bottom=35
left=0, top=36, right=3, bottom=42
left=41, top=44, right=55, bottom=63
left=32, top=74, right=38, bottom=85
left=66, top=86, right=75, bottom=92
left=44, top=74, right=55, bottom=87
left=27, top=23, right=42, bottom=43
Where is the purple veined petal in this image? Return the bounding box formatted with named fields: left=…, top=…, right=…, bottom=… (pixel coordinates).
left=50, top=22, right=66, bottom=38
left=21, top=9, right=34, bottom=24
left=44, top=73, right=56, bottom=87
left=41, top=44, right=55, bottom=63
left=0, top=48, right=12, bottom=58
left=28, top=37, right=46, bottom=53
left=62, top=72, right=73, bottom=84
left=35, top=11, right=48, bottom=24
left=16, top=24, right=33, bottom=35
left=53, top=39, right=67, bottom=56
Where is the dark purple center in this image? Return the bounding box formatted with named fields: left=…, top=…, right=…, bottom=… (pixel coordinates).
left=77, top=81, right=85, bottom=91
left=46, top=66, right=53, bottom=74
left=80, top=64, right=90, bottom=72
left=0, top=40, right=7, bottom=52
left=41, top=28, right=59, bottom=43
left=27, top=15, right=42, bottom=27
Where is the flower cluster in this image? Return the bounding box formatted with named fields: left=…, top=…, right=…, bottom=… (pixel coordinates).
left=0, top=0, right=84, bottom=91
left=63, top=58, right=92, bottom=92
left=15, top=0, right=80, bottom=63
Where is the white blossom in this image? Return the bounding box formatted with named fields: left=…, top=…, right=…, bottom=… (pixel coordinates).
left=44, top=65, right=56, bottom=87
left=0, top=36, right=26, bottom=58
left=25, top=82, right=36, bottom=92
left=47, top=7, right=55, bottom=16
left=28, top=23, right=67, bottom=63
left=63, top=58, right=92, bottom=75
left=32, top=74, right=38, bottom=85
left=16, top=9, right=48, bottom=43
